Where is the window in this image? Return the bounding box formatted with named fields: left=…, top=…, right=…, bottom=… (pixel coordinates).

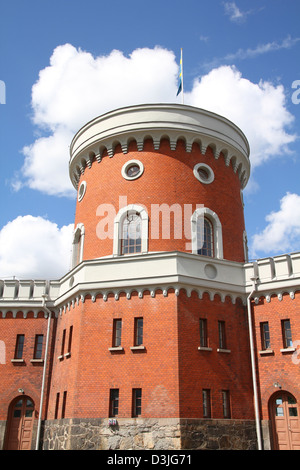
left=132, top=389, right=142, bottom=417
left=134, top=318, right=143, bottom=346
left=218, top=321, right=227, bottom=350
left=67, top=326, right=73, bottom=355
left=199, top=319, right=208, bottom=348
left=54, top=393, right=60, bottom=419
left=260, top=322, right=271, bottom=350
left=121, top=213, right=142, bottom=255
left=193, top=163, right=214, bottom=184
left=109, top=389, right=119, bottom=417
left=191, top=208, right=223, bottom=259
left=121, top=159, right=144, bottom=181
left=61, top=391, right=67, bottom=419
left=14, top=335, right=25, bottom=359
left=113, top=205, right=148, bottom=256
left=197, top=218, right=213, bottom=257
left=34, top=334, right=44, bottom=359
left=61, top=329, right=66, bottom=356
left=113, top=319, right=122, bottom=347
left=71, top=223, right=85, bottom=268
left=282, top=319, right=293, bottom=348
left=202, top=389, right=211, bottom=418
left=222, top=390, right=231, bottom=418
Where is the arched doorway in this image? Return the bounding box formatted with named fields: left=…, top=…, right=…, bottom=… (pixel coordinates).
left=5, top=396, right=35, bottom=450
left=270, top=391, right=300, bottom=450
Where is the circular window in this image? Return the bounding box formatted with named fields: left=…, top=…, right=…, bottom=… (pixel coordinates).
left=78, top=181, right=87, bottom=202
left=193, top=163, right=214, bottom=184
left=122, top=160, right=144, bottom=181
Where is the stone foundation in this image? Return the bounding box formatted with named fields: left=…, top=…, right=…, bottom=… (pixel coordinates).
left=41, top=417, right=258, bottom=450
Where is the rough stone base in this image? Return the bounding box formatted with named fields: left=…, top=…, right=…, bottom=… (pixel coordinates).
left=42, top=417, right=258, bottom=450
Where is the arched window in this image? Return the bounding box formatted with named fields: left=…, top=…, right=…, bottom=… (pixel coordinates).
left=71, top=223, right=85, bottom=268
left=113, top=205, right=148, bottom=256
left=197, top=217, right=214, bottom=257
left=191, top=208, right=223, bottom=259
left=121, top=212, right=142, bottom=255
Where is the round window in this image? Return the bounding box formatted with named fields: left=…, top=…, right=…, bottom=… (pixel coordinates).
left=78, top=181, right=87, bottom=201
left=193, top=163, right=214, bottom=184
left=121, top=160, right=144, bottom=181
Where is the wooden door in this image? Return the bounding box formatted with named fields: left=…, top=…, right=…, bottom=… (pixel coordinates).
left=6, top=397, right=35, bottom=450
left=271, top=392, right=300, bottom=450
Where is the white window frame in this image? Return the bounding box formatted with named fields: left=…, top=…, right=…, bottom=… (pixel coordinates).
left=191, top=207, right=223, bottom=259
left=71, top=223, right=85, bottom=267
left=113, top=204, right=148, bottom=256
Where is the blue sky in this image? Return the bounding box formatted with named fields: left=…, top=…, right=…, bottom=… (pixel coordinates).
left=0, top=0, right=300, bottom=279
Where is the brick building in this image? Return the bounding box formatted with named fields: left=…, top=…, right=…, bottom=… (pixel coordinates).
left=0, top=104, right=299, bottom=450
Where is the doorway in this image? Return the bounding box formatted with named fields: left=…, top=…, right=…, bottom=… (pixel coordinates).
left=5, top=396, right=35, bottom=450
left=270, top=391, right=300, bottom=450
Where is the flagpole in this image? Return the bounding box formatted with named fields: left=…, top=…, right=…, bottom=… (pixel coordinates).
left=181, top=48, right=184, bottom=104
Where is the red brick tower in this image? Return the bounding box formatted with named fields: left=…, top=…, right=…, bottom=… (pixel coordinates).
left=45, top=104, right=256, bottom=449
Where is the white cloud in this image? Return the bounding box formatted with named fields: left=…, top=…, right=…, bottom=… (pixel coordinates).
left=15, top=44, right=178, bottom=197
left=251, top=193, right=300, bottom=257
left=185, top=65, right=296, bottom=169
left=15, top=45, right=296, bottom=197
left=0, top=216, right=73, bottom=279
left=223, top=2, right=250, bottom=23
left=204, top=35, right=300, bottom=69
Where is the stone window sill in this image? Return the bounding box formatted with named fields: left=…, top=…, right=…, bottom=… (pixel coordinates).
left=130, top=345, right=146, bottom=351
left=280, top=347, right=296, bottom=353
left=259, top=349, right=274, bottom=355
left=217, top=348, right=231, bottom=354
left=108, top=346, right=124, bottom=352
left=11, top=358, right=24, bottom=363
left=30, top=358, right=44, bottom=363
left=198, top=346, right=212, bottom=351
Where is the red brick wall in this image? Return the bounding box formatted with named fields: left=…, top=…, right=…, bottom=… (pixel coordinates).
left=0, top=312, right=55, bottom=420
left=177, top=290, right=254, bottom=419
left=47, top=290, right=180, bottom=419
left=75, top=139, right=246, bottom=263
left=252, top=292, right=300, bottom=418
left=48, top=289, right=255, bottom=421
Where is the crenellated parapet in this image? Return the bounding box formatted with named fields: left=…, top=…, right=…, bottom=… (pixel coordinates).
left=245, top=252, right=300, bottom=301
left=69, top=104, right=251, bottom=189
left=0, top=278, right=60, bottom=317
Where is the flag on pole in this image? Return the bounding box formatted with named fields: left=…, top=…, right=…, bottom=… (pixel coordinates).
left=176, top=48, right=183, bottom=100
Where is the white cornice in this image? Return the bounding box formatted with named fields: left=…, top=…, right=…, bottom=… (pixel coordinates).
left=69, top=104, right=251, bottom=189
left=1, top=251, right=300, bottom=318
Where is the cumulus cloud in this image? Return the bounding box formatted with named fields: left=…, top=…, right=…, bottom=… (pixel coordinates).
left=14, top=44, right=296, bottom=198
left=251, top=193, right=300, bottom=257
left=0, top=216, right=73, bottom=279
left=185, top=65, right=296, bottom=169
left=14, top=44, right=178, bottom=197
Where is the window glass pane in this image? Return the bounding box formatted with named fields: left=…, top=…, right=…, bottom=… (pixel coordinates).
left=288, top=395, right=297, bottom=405
left=13, top=409, right=21, bottom=418
left=135, top=318, right=143, bottom=346
left=197, top=218, right=213, bottom=257
left=26, top=399, right=34, bottom=408
left=289, top=407, right=298, bottom=417
left=34, top=335, right=43, bottom=359
left=122, top=213, right=142, bottom=255
left=25, top=409, right=33, bottom=417
left=199, top=319, right=208, bottom=347
left=15, top=399, right=23, bottom=408
left=282, top=320, right=293, bottom=348
left=276, top=407, right=284, bottom=417
left=276, top=397, right=283, bottom=405
left=15, top=335, right=25, bottom=359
